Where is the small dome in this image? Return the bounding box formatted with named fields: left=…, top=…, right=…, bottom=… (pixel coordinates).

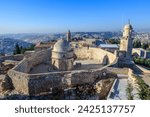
left=124, top=24, right=133, bottom=29
left=53, top=39, right=71, bottom=52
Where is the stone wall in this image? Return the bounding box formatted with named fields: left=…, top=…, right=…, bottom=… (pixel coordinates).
left=8, top=69, right=71, bottom=95
left=74, top=47, right=91, bottom=60
left=7, top=70, right=29, bottom=94
left=0, top=54, right=24, bottom=62
left=74, top=47, right=116, bottom=64
left=0, top=75, right=14, bottom=92
left=28, top=72, right=70, bottom=95
left=133, top=65, right=150, bottom=74
left=106, top=67, right=129, bottom=75
left=70, top=69, right=107, bottom=86
left=8, top=66, right=115, bottom=96
left=13, top=48, right=52, bottom=73
left=28, top=68, right=107, bottom=96
left=27, top=66, right=117, bottom=96
left=13, top=58, right=29, bottom=73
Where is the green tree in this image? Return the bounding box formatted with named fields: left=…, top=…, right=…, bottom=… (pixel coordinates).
left=133, top=57, right=140, bottom=64
left=144, top=59, right=150, bottom=67
left=137, top=78, right=150, bottom=100
left=142, top=43, right=149, bottom=50
left=134, top=57, right=150, bottom=67
left=13, top=43, right=21, bottom=55
left=14, top=44, right=35, bottom=55
left=108, top=39, right=120, bottom=44
left=20, top=44, right=35, bottom=54
left=133, top=40, right=141, bottom=48
left=139, top=58, right=145, bottom=65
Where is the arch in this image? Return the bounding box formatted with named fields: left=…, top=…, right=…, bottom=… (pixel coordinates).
left=102, top=55, right=109, bottom=65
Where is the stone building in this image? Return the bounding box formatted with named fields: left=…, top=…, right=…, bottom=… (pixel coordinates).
left=66, top=30, right=71, bottom=42
left=52, top=39, right=74, bottom=71
left=117, top=22, right=134, bottom=67
left=99, top=44, right=119, bottom=53
left=0, top=25, right=138, bottom=97
left=35, top=42, right=56, bottom=52
left=120, top=22, right=133, bottom=55
left=132, top=48, right=150, bottom=59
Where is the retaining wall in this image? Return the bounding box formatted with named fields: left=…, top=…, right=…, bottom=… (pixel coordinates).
left=74, top=47, right=116, bottom=64
left=0, top=54, right=24, bottom=61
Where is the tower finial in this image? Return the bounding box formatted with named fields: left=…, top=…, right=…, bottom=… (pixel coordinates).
left=66, top=29, right=71, bottom=42
left=128, top=19, right=130, bottom=24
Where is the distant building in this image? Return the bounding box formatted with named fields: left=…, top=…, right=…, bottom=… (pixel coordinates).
left=83, top=38, right=96, bottom=46
left=99, top=44, right=119, bottom=53
left=132, top=48, right=150, bottom=58
left=71, top=38, right=105, bottom=48
left=34, top=42, right=56, bottom=52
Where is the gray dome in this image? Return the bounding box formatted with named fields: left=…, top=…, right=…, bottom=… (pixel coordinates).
left=53, top=39, right=71, bottom=52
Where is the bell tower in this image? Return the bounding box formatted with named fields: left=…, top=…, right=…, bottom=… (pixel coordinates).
left=66, top=30, right=71, bottom=42
left=118, top=21, right=134, bottom=68
left=120, top=20, right=133, bottom=56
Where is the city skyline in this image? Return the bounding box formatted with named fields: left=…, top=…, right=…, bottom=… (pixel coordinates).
left=0, top=0, right=150, bottom=33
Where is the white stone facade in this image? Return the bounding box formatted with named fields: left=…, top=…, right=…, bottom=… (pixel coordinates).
left=52, top=39, right=74, bottom=71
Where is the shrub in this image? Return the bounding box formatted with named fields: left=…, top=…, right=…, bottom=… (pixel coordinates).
left=136, top=77, right=150, bottom=100
left=126, top=83, right=134, bottom=100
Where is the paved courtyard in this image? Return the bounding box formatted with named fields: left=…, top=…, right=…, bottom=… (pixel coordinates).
left=74, top=60, right=103, bottom=70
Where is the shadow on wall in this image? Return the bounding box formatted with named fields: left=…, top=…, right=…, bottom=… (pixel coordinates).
left=132, top=64, right=143, bottom=75
left=107, top=79, right=121, bottom=100
left=102, top=55, right=110, bottom=65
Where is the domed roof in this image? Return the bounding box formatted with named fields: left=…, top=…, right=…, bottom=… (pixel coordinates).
left=53, top=39, right=71, bottom=52
left=124, top=24, right=133, bottom=29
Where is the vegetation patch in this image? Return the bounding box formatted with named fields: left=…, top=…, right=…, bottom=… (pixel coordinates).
left=126, top=83, right=134, bottom=100
left=134, top=75, right=150, bottom=100
left=133, top=57, right=150, bottom=68
left=13, top=43, right=35, bottom=55
left=133, top=40, right=149, bottom=50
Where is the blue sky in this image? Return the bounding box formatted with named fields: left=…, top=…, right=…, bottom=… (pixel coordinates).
left=0, top=0, right=150, bottom=33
